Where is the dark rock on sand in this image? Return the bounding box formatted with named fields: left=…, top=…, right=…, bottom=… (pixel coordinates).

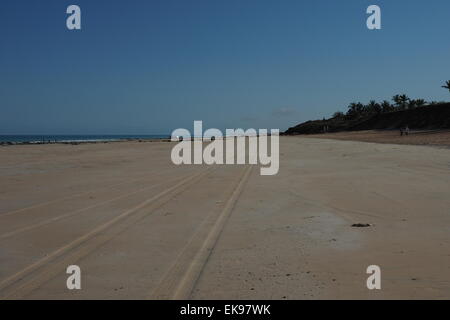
left=351, top=223, right=371, bottom=228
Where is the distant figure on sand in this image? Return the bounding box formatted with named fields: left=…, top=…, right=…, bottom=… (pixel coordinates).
left=400, top=126, right=410, bottom=136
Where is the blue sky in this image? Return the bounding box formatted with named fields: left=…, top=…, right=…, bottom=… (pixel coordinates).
left=1, top=0, right=449, bottom=134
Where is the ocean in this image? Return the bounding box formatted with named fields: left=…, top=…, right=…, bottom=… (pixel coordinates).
left=0, top=135, right=170, bottom=143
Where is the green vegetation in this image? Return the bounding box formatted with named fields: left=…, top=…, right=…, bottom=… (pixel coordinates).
left=335, top=92, right=446, bottom=121
left=443, top=80, right=450, bottom=92
left=341, top=94, right=410, bottom=120
left=284, top=83, right=450, bottom=135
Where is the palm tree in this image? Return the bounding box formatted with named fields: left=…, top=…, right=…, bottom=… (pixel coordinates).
left=366, top=100, right=382, bottom=114
left=407, top=98, right=427, bottom=109
left=408, top=99, right=417, bottom=109
left=392, top=94, right=409, bottom=110
left=442, top=80, right=450, bottom=92
left=414, top=99, right=426, bottom=107
left=399, top=94, right=409, bottom=109
left=346, top=102, right=364, bottom=119
left=392, top=94, right=401, bottom=106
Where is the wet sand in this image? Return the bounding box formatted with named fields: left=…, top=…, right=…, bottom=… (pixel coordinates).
left=0, top=138, right=449, bottom=299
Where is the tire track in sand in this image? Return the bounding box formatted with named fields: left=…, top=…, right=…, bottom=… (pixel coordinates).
left=0, top=168, right=211, bottom=299
left=150, top=165, right=253, bottom=300
left=0, top=167, right=180, bottom=218
left=0, top=169, right=198, bottom=240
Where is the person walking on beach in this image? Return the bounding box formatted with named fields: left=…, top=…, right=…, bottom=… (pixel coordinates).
left=400, top=125, right=410, bottom=136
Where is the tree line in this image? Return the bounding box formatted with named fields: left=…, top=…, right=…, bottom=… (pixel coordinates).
left=332, top=81, right=450, bottom=120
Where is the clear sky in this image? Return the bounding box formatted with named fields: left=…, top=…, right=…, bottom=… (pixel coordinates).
left=1, top=0, right=449, bottom=134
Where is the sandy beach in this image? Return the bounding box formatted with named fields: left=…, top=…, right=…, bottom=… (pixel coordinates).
left=304, top=130, right=450, bottom=148
left=1, top=137, right=449, bottom=299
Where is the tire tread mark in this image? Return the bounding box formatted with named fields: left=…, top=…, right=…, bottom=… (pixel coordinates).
left=0, top=167, right=179, bottom=218
left=0, top=171, right=196, bottom=240
left=0, top=168, right=211, bottom=299
left=150, top=165, right=253, bottom=300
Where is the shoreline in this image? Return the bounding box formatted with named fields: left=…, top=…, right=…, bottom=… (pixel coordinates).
left=0, top=138, right=172, bottom=146
left=0, top=134, right=276, bottom=147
